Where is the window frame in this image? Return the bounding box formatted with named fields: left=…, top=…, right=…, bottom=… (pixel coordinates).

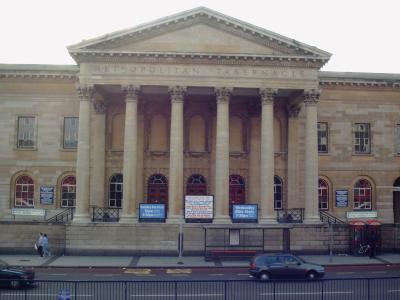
left=317, top=122, right=329, bottom=153
left=353, top=123, right=371, bottom=154
left=318, top=179, right=329, bottom=210
left=353, top=179, right=372, bottom=210
left=14, top=175, right=35, bottom=207
left=63, top=117, right=79, bottom=149
left=16, top=116, right=37, bottom=149
left=274, top=176, right=283, bottom=210
left=61, top=176, right=76, bottom=208
left=395, top=124, right=400, bottom=155
left=109, top=174, right=123, bottom=208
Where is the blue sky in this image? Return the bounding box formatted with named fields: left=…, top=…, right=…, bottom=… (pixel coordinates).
left=1, top=0, right=399, bottom=73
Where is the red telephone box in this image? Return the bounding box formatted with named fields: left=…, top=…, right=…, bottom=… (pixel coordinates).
left=349, top=220, right=367, bottom=255
left=366, top=220, right=381, bottom=255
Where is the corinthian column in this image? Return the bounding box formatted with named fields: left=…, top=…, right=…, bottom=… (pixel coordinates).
left=90, top=98, right=106, bottom=208
left=167, top=86, right=186, bottom=223
left=214, top=87, right=232, bottom=223
left=259, top=88, right=277, bottom=223
left=120, top=85, right=140, bottom=223
left=73, top=85, right=94, bottom=223
left=303, top=89, right=321, bottom=223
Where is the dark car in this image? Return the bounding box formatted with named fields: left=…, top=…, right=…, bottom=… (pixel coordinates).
left=0, top=259, right=35, bottom=288
left=249, top=253, right=325, bottom=280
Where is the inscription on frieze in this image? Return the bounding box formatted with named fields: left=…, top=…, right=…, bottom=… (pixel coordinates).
left=86, top=63, right=316, bottom=80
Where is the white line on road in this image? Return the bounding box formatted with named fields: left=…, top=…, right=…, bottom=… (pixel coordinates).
left=93, top=274, right=116, bottom=277
left=130, top=294, right=224, bottom=297
left=1, top=293, right=93, bottom=297
left=237, top=273, right=249, bottom=276
left=48, top=273, right=67, bottom=276
left=261, top=291, right=354, bottom=296
left=208, top=273, right=224, bottom=276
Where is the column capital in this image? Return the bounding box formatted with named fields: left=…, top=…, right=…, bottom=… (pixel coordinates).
left=76, top=85, right=94, bottom=102
left=259, top=88, right=278, bottom=105
left=92, top=99, right=106, bottom=114
left=168, top=86, right=187, bottom=103
left=122, top=85, right=140, bottom=103
left=215, top=87, right=232, bottom=104
left=303, top=89, right=321, bottom=106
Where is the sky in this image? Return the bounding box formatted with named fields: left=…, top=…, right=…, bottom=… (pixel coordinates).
left=1, top=0, right=399, bottom=74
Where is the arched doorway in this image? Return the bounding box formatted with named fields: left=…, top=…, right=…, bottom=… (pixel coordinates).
left=394, top=177, right=400, bottom=223
left=147, top=174, right=168, bottom=209
left=229, top=174, right=245, bottom=215
left=186, top=174, right=207, bottom=195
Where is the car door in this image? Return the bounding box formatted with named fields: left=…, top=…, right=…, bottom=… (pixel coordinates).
left=268, top=256, right=286, bottom=278
left=282, top=255, right=304, bottom=278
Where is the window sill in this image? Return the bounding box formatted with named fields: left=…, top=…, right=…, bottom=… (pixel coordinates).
left=14, top=147, right=37, bottom=151
left=352, top=153, right=374, bottom=157
left=59, top=148, right=77, bottom=152
left=318, top=152, right=330, bottom=156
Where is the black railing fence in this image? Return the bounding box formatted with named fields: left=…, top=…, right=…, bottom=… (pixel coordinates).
left=46, top=208, right=74, bottom=224
left=320, top=210, right=346, bottom=224
left=1, top=277, right=400, bottom=300
left=91, top=207, right=121, bottom=222
left=277, top=208, right=304, bottom=223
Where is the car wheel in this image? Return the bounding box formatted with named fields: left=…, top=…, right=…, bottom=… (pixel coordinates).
left=9, top=278, right=21, bottom=289
left=306, top=271, right=317, bottom=279
left=260, top=272, right=270, bottom=281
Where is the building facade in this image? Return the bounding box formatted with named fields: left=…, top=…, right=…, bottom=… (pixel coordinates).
left=1, top=8, right=400, bottom=253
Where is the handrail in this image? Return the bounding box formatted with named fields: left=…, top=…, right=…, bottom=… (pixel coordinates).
left=46, top=208, right=74, bottom=224
left=320, top=210, right=346, bottom=224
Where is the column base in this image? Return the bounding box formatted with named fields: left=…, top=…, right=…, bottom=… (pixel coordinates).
left=213, top=215, right=232, bottom=224
left=119, top=215, right=138, bottom=224
left=72, top=214, right=91, bottom=224
left=166, top=215, right=184, bottom=224
left=259, top=216, right=278, bottom=224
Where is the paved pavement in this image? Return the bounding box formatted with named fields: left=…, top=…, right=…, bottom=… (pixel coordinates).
left=1, top=253, right=400, bottom=268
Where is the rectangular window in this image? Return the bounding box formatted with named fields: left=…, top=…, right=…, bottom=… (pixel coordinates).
left=17, top=116, right=35, bottom=149
left=353, top=123, right=371, bottom=154
left=63, top=117, right=79, bottom=149
left=318, top=122, right=328, bottom=153
left=396, top=124, right=400, bottom=154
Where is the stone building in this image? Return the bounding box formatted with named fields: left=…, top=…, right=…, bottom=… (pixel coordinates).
left=0, top=7, right=399, bottom=254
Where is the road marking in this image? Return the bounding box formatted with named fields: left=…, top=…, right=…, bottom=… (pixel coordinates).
left=237, top=273, right=249, bottom=276
left=261, top=291, right=353, bottom=296
left=208, top=273, right=224, bottom=276
left=166, top=268, right=192, bottom=274
left=93, top=274, right=115, bottom=277
left=336, top=272, right=354, bottom=275
left=371, top=271, right=386, bottom=274
left=130, top=293, right=223, bottom=297
left=1, top=293, right=92, bottom=297
left=389, top=290, right=400, bottom=293
left=48, top=273, right=67, bottom=276
left=124, top=268, right=152, bottom=275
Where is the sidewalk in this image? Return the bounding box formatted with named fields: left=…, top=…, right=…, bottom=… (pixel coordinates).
left=1, top=253, right=400, bottom=268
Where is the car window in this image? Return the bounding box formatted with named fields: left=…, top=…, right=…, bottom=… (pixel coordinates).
left=283, top=255, right=299, bottom=265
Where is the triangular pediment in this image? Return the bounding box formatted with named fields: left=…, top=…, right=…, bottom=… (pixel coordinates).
left=69, top=7, right=331, bottom=63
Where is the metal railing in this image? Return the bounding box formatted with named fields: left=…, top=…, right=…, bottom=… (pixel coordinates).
left=277, top=208, right=304, bottom=223
left=46, top=208, right=74, bottom=224
left=1, top=277, right=400, bottom=300
left=92, top=207, right=121, bottom=222
left=320, top=210, right=346, bottom=224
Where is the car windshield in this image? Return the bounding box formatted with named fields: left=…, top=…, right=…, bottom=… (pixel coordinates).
left=0, top=259, right=9, bottom=268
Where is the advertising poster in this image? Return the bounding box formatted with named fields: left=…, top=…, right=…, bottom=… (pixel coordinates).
left=232, top=204, right=258, bottom=223
left=139, top=203, right=165, bottom=222
left=335, top=190, right=348, bottom=208
left=40, top=186, right=54, bottom=205
left=184, top=195, right=213, bottom=221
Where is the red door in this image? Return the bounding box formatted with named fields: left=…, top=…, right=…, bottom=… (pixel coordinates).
left=147, top=174, right=168, bottom=210
left=229, top=175, right=245, bottom=215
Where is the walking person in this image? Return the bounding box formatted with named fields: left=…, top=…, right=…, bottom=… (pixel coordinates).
left=43, top=233, right=50, bottom=257
left=36, top=232, right=44, bottom=257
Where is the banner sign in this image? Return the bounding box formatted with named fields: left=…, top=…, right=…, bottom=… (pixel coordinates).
left=347, top=211, right=377, bottom=219
left=335, top=190, right=348, bottom=208
left=40, top=186, right=54, bottom=205
left=232, top=204, right=258, bottom=223
left=184, top=195, right=213, bottom=221
left=139, top=203, right=165, bottom=222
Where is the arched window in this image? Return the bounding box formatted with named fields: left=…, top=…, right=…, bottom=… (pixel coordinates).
left=229, top=174, right=245, bottom=207
left=274, top=176, right=283, bottom=210
left=15, top=175, right=34, bottom=207
left=186, top=174, right=207, bottom=195
left=109, top=174, right=123, bottom=208
left=61, top=176, right=76, bottom=207
left=354, top=179, right=372, bottom=210
left=318, top=179, right=329, bottom=210
left=147, top=174, right=168, bottom=209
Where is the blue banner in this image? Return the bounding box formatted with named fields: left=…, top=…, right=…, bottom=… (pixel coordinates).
left=139, top=204, right=165, bottom=219
left=232, top=204, right=258, bottom=220
left=335, top=190, right=348, bottom=208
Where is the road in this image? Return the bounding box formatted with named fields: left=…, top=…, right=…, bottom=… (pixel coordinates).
left=1, top=265, right=400, bottom=299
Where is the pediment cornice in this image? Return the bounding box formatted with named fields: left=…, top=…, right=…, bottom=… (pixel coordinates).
left=319, top=71, right=400, bottom=89
left=0, top=64, right=78, bottom=80
left=68, top=7, right=331, bottom=65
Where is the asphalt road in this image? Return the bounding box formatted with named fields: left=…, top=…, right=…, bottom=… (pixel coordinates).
left=1, top=266, right=400, bottom=300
